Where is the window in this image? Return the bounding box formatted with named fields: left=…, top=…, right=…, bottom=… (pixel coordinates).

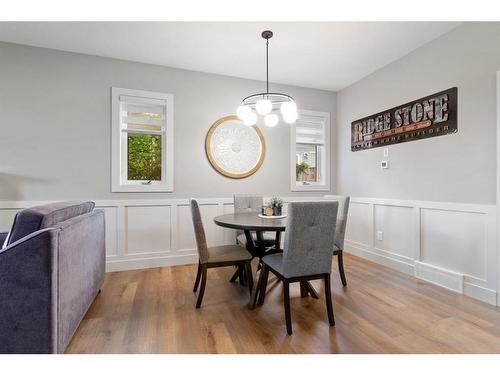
left=290, top=110, right=330, bottom=191
left=112, top=88, right=174, bottom=192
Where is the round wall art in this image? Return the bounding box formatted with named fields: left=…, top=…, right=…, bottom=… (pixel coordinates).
left=205, top=115, right=266, bottom=179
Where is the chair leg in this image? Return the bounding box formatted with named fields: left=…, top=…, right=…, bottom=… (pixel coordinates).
left=244, top=262, right=254, bottom=295
left=193, top=262, right=202, bottom=292
left=338, top=251, right=347, bottom=286
left=300, top=281, right=308, bottom=298
left=238, top=265, right=245, bottom=285
left=283, top=280, right=293, bottom=335
left=257, top=264, right=270, bottom=305
left=229, top=268, right=239, bottom=283
left=324, top=274, right=335, bottom=326
left=195, top=265, right=208, bottom=308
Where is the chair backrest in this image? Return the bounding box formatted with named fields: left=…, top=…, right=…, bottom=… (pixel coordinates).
left=334, top=196, right=350, bottom=251
left=282, top=201, right=338, bottom=278
left=190, top=199, right=209, bottom=263
left=233, top=194, right=263, bottom=237
left=233, top=194, right=263, bottom=213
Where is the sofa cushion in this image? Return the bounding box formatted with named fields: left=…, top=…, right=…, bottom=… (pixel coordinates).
left=5, top=201, right=95, bottom=247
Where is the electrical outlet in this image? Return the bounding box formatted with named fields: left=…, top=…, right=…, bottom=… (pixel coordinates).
left=381, top=160, right=389, bottom=169
left=377, top=231, right=383, bottom=241
left=383, top=148, right=389, bottom=157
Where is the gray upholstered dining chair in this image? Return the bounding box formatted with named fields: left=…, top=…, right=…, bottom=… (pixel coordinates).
left=256, top=201, right=339, bottom=335
left=333, top=196, right=350, bottom=286
left=190, top=199, right=253, bottom=308
left=233, top=194, right=276, bottom=248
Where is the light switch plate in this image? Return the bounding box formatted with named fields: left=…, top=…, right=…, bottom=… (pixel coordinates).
left=383, top=148, right=389, bottom=157
left=377, top=231, right=383, bottom=241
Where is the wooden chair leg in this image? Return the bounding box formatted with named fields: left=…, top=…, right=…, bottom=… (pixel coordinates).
left=324, top=274, right=335, bottom=326
left=283, top=280, right=293, bottom=335
left=244, top=262, right=254, bottom=295
left=300, top=281, right=308, bottom=298
left=195, top=265, right=208, bottom=308
left=338, top=251, right=347, bottom=286
left=238, top=265, right=245, bottom=285
left=193, top=262, right=202, bottom=292
left=257, top=264, right=270, bottom=305
left=229, top=267, right=239, bottom=283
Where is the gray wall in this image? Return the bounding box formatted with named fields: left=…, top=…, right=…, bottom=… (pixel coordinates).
left=0, top=42, right=336, bottom=201
left=336, top=23, right=500, bottom=204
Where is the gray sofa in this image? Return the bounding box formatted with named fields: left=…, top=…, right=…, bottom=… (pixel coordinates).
left=0, top=201, right=105, bottom=353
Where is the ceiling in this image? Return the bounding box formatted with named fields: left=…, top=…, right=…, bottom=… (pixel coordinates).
left=0, top=22, right=460, bottom=91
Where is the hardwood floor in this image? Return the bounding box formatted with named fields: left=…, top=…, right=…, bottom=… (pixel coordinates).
left=66, top=254, right=500, bottom=353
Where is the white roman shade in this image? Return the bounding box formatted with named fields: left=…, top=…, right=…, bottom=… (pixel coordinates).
left=119, top=95, right=167, bottom=135
left=295, top=115, right=326, bottom=145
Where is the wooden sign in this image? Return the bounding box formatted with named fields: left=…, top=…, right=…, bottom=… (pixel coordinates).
left=351, top=87, right=457, bottom=151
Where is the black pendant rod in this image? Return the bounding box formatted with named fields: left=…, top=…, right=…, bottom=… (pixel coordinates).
left=261, top=30, right=273, bottom=97
left=266, top=38, right=269, bottom=95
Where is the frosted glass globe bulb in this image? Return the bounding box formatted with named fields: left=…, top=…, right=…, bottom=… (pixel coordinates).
left=256, top=99, right=272, bottom=115
left=237, top=105, right=251, bottom=120
left=243, top=112, right=257, bottom=126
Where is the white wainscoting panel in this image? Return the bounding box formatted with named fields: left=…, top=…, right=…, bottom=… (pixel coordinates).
left=374, top=204, right=415, bottom=261
left=345, top=201, right=372, bottom=249
left=0, top=209, right=18, bottom=233
left=343, top=197, right=498, bottom=306
left=100, top=206, right=118, bottom=258
left=420, top=208, right=486, bottom=280
left=126, top=205, right=172, bottom=255
left=0, top=196, right=498, bottom=306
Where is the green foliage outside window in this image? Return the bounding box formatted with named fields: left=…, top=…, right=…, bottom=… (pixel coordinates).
left=296, top=162, right=309, bottom=179
left=127, top=134, right=162, bottom=181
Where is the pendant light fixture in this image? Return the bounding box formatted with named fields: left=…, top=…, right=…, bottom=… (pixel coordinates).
left=236, top=30, right=298, bottom=127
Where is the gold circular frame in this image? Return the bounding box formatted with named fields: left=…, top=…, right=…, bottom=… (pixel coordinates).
left=205, top=115, right=266, bottom=179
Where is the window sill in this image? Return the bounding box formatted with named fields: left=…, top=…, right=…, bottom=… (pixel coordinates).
left=111, top=183, right=173, bottom=193
left=291, top=183, right=331, bottom=192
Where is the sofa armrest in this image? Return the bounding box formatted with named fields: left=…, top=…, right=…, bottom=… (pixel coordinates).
left=53, top=209, right=105, bottom=352
left=0, top=231, right=7, bottom=245
left=0, top=228, right=59, bottom=354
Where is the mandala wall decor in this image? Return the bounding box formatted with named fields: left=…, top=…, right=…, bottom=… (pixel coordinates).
left=205, top=115, right=266, bottom=179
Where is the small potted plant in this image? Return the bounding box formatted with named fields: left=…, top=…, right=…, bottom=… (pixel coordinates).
left=269, top=196, right=284, bottom=216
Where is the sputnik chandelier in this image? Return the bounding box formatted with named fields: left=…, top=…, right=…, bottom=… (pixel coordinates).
left=236, top=30, right=298, bottom=127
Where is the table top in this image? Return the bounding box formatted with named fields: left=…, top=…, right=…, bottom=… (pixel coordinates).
left=213, top=212, right=287, bottom=231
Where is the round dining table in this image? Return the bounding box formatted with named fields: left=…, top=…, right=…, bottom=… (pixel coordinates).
left=213, top=211, right=319, bottom=309
left=213, top=212, right=286, bottom=254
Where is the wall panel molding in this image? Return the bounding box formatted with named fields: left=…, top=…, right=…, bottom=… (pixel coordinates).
left=342, top=196, right=498, bottom=306
left=0, top=195, right=497, bottom=306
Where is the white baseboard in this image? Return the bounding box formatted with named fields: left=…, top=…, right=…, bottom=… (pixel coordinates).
left=106, top=252, right=198, bottom=272
left=414, top=261, right=464, bottom=293
left=345, top=241, right=414, bottom=275
left=463, top=282, right=497, bottom=305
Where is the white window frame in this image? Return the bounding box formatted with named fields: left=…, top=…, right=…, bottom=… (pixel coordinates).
left=290, top=109, right=331, bottom=192
left=111, top=87, right=174, bottom=192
